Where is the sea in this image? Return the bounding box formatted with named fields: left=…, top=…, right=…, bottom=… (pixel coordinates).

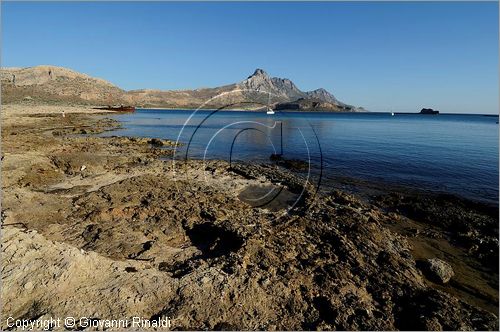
left=101, top=109, right=499, bottom=204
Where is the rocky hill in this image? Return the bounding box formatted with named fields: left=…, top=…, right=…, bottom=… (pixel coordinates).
left=1, top=66, right=127, bottom=105
left=1, top=65, right=359, bottom=111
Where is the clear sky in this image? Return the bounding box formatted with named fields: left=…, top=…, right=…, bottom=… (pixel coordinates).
left=2, top=1, right=498, bottom=113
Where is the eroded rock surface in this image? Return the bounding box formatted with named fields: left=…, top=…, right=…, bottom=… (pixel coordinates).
left=1, top=105, right=498, bottom=330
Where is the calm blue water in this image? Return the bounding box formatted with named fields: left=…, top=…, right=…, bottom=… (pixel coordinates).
left=102, top=109, right=499, bottom=204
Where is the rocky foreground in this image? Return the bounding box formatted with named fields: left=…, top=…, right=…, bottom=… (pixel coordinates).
left=1, top=105, right=498, bottom=330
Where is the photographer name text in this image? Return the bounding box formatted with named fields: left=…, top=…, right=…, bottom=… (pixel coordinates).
left=5, top=316, right=172, bottom=330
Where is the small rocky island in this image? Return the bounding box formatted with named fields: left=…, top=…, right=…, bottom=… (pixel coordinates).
left=420, top=108, right=440, bottom=115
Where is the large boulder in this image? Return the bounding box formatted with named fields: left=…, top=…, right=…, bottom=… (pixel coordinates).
left=425, top=258, right=455, bottom=283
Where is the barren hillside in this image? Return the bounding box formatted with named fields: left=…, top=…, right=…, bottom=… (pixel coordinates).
left=1, top=66, right=358, bottom=111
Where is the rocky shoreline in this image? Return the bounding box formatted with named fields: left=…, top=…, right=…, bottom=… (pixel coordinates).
left=1, top=105, right=498, bottom=330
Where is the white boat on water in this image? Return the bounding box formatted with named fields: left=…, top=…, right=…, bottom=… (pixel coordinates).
left=266, top=107, right=275, bottom=115
left=391, top=112, right=395, bottom=116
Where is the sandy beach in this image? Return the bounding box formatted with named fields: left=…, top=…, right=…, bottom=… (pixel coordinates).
left=0, top=104, right=497, bottom=330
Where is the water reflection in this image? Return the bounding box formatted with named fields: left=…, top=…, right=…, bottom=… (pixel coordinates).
left=102, top=109, right=499, bottom=204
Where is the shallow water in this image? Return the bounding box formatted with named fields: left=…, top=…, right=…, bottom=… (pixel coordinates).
left=103, top=109, right=499, bottom=204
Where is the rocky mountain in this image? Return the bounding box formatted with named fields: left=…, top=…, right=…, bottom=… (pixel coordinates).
left=238, top=68, right=305, bottom=101
left=1, top=65, right=359, bottom=111
left=237, top=69, right=358, bottom=111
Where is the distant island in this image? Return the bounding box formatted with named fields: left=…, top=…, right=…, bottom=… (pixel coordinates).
left=420, top=108, right=440, bottom=115
left=1, top=66, right=362, bottom=112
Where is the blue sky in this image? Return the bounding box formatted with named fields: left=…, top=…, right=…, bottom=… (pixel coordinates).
left=2, top=2, right=498, bottom=113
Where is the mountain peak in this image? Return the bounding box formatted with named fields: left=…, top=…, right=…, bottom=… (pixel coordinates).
left=239, top=69, right=346, bottom=106
left=311, top=88, right=328, bottom=93
left=248, top=68, right=269, bottom=79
